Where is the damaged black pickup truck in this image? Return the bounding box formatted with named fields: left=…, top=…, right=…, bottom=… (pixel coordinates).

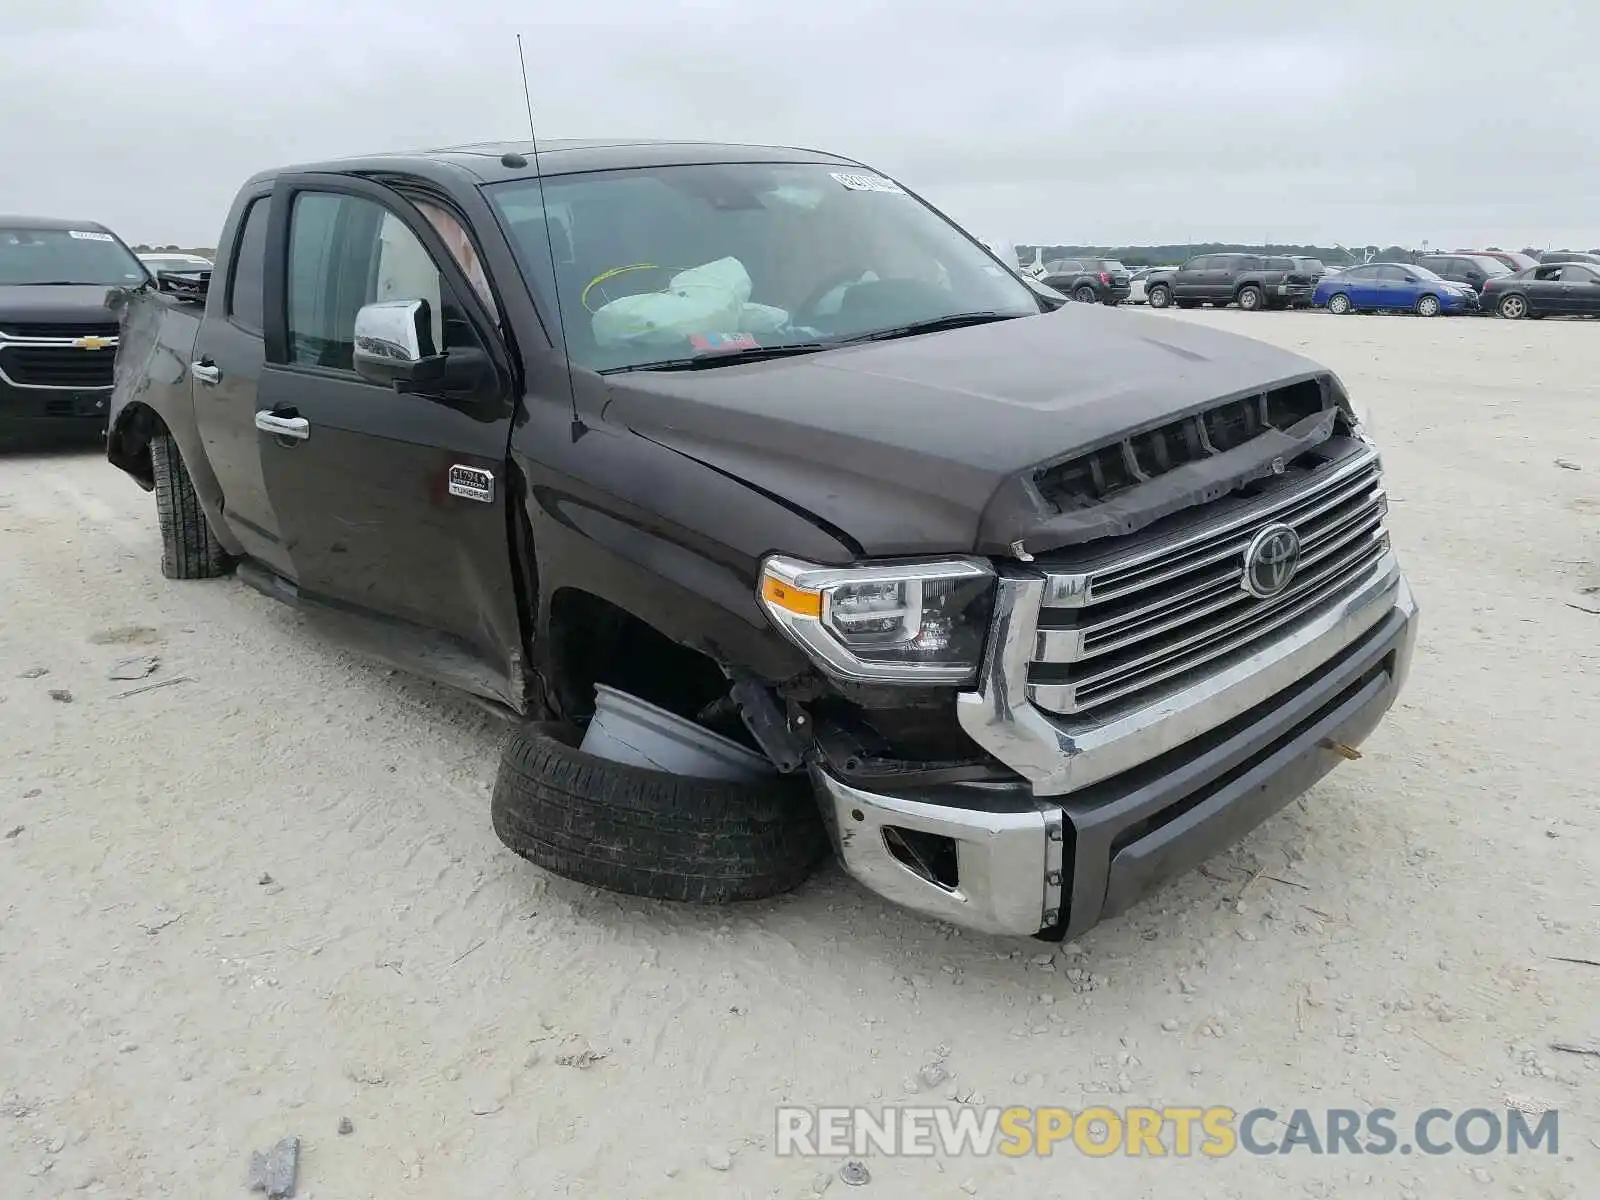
left=106, top=140, right=1417, bottom=938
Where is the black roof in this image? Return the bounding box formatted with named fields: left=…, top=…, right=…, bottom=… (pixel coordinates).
left=243, top=138, right=868, bottom=191
left=0, top=215, right=113, bottom=231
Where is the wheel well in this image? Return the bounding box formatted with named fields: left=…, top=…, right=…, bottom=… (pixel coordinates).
left=107, top=402, right=166, bottom=490
left=545, top=588, right=737, bottom=732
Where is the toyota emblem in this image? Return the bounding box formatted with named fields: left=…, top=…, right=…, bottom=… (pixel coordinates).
left=1241, top=523, right=1302, bottom=599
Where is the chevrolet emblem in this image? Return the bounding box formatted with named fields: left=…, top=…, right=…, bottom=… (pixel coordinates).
left=74, top=336, right=112, bottom=350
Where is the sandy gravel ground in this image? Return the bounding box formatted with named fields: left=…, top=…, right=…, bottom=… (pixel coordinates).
left=2, top=308, right=1597, bottom=1199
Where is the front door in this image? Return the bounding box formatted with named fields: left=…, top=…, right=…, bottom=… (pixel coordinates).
left=1567, top=265, right=1600, bottom=314
left=189, top=192, right=297, bottom=579
left=254, top=175, right=525, bottom=704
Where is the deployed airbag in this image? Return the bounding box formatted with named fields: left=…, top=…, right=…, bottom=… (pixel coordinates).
left=591, top=257, right=790, bottom=347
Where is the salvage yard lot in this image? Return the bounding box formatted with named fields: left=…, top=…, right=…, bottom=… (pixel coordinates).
left=2, top=309, right=1597, bottom=1198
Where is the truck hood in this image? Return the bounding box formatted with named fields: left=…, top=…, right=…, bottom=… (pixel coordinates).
left=602, top=305, right=1335, bottom=558
left=0, top=284, right=121, bottom=327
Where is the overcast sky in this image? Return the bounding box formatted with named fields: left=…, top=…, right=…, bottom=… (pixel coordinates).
left=5, top=1, right=1595, bottom=250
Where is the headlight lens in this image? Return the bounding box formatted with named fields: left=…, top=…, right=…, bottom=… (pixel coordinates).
left=757, top=555, right=996, bottom=685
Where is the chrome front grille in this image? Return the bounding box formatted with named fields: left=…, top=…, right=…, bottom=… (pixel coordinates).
left=1028, top=448, right=1390, bottom=716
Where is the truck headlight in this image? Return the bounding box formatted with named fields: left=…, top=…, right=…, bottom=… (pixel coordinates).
left=757, top=555, right=996, bottom=685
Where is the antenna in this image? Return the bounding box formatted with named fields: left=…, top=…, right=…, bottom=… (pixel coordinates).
left=515, top=33, right=584, bottom=441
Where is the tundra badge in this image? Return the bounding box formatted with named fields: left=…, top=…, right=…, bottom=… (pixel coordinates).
left=447, top=465, right=494, bottom=504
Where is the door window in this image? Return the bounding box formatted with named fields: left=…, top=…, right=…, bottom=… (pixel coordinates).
left=286, top=191, right=466, bottom=372
left=1559, top=265, right=1594, bottom=283
left=1375, top=266, right=1408, bottom=281
left=228, top=198, right=271, bottom=334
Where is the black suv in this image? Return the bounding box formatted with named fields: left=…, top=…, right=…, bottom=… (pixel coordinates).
left=1, top=215, right=150, bottom=444
left=1039, top=258, right=1132, bottom=305
left=1416, top=253, right=1510, bottom=299
left=1146, top=254, right=1321, bottom=312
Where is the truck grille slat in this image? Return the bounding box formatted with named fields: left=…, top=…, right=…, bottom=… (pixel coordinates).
left=1028, top=448, right=1390, bottom=716
left=0, top=345, right=117, bottom=389
left=0, top=322, right=119, bottom=341
left=1062, top=488, right=1386, bottom=660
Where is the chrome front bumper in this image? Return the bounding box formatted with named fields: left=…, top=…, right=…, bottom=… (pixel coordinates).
left=811, top=563, right=1418, bottom=937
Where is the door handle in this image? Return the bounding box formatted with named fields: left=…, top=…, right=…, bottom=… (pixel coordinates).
left=254, top=411, right=310, bottom=441
left=191, top=361, right=221, bottom=385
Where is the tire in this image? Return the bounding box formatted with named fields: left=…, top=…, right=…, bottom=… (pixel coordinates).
left=150, top=432, right=231, bottom=580
left=1415, top=294, right=1441, bottom=317
left=1147, top=284, right=1172, bottom=309
left=1073, top=285, right=1098, bottom=304
left=1237, top=285, right=1263, bottom=311
left=1498, top=293, right=1529, bottom=319
left=492, top=722, right=829, bottom=904
left=1326, top=293, right=1353, bottom=315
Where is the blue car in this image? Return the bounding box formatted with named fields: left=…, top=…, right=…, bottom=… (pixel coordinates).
left=1313, top=263, right=1478, bottom=316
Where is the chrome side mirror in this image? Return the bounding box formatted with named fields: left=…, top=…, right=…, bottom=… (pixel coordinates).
left=352, top=299, right=442, bottom=388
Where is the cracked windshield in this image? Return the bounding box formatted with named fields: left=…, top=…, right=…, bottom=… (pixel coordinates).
left=487, top=161, right=1042, bottom=372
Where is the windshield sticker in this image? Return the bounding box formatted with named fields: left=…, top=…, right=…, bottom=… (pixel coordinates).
left=830, top=172, right=906, bottom=195
left=68, top=230, right=115, bottom=241
left=690, top=332, right=760, bottom=354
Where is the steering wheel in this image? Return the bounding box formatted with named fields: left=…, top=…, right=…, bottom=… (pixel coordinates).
left=794, top=266, right=878, bottom=326
left=581, top=263, right=682, bottom=313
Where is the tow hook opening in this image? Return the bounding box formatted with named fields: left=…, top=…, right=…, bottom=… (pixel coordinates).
left=882, top=825, right=960, bottom=891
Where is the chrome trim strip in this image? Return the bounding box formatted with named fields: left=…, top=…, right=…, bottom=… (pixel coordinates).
left=957, top=557, right=1409, bottom=796
left=1040, top=446, right=1380, bottom=608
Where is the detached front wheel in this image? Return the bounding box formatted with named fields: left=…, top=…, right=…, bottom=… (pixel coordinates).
left=492, top=723, right=829, bottom=904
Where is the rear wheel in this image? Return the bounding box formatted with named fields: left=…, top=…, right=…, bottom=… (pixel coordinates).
left=1237, top=284, right=1263, bottom=311
left=150, top=433, right=231, bottom=579
left=1326, top=293, right=1353, bottom=315
left=1498, top=293, right=1529, bottom=319
left=1415, top=294, right=1441, bottom=317
left=492, top=722, right=829, bottom=904
left=1147, top=284, right=1172, bottom=309
left=1073, top=285, right=1098, bottom=304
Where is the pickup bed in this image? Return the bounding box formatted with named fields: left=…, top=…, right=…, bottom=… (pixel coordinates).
left=106, top=140, right=1418, bottom=938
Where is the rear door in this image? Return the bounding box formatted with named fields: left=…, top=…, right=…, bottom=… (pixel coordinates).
left=253, top=173, right=525, bottom=701
left=189, top=189, right=297, bottom=578
left=1342, top=266, right=1381, bottom=307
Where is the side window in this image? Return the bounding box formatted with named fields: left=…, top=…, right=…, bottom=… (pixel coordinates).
left=1560, top=265, right=1593, bottom=282
left=227, top=198, right=270, bottom=334
left=1185, top=256, right=1209, bottom=271
left=286, top=191, right=463, bottom=373
left=1234, top=256, right=1261, bottom=272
